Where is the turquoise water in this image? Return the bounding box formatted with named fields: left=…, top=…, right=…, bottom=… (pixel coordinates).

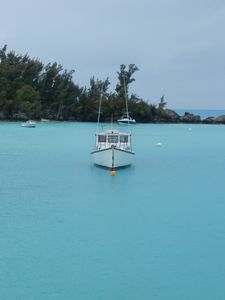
left=175, top=109, right=225, bottom=119
left=1, top=121, right=225, bottom=300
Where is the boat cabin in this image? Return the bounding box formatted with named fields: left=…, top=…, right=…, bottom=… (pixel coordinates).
left=95, top=130, right=132, bottom=150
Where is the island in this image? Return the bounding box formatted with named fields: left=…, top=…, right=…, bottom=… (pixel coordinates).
left=0, top=45, right=224, bottom=124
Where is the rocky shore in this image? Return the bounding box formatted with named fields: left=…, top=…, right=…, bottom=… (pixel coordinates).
left=151, top=110, right=225, bottom=124
left=1, top=109, right=225, bottom=124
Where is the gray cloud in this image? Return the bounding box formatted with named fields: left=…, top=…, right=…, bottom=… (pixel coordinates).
left=1, top=0, right=225, bottom=108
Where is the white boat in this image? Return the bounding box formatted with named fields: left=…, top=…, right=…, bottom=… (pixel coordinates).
left=117, top=115, right=136, bottom=124
left=21, top=120, right=36, bottom=128
left=91, top=76, right=135, bottom=169
left=91, top=130, right=134, bottom=168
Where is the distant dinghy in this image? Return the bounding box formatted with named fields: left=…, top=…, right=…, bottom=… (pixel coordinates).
left=21, top=120, right=36, bottom=128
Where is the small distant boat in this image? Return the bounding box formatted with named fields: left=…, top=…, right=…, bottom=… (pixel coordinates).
left=21, top=120, right=36, bottom=128
left=41, top=118, right=50, bottom=122
left=117, top=115, right=136, bottom=124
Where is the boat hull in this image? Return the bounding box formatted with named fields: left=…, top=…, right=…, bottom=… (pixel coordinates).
left=21, top=123, right=36, bottom=128
left=91, top=147, right=134, bottom=168
left=117, top=120, right=136, bottom=124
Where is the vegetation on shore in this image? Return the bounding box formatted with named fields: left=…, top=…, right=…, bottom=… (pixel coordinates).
left=0, top=45, right=177, bottom=122
left=1, top=45, right=225, bottom=124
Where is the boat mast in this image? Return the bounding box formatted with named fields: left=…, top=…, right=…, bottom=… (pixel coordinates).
left=96, top=87, right=103, bottom=133
left=123, top=75, right=130, bottom=131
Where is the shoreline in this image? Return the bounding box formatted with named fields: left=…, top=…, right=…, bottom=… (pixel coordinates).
left=1, top=109, right=225, bottom=125
left=1, top=114, right=225, bottom=125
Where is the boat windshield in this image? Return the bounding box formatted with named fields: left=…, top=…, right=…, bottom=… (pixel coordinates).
left=120, top=135, right=128, bottom=143
left=108, top=135, right=119, bottom=143
left=98, top=135, right=107, bottom=143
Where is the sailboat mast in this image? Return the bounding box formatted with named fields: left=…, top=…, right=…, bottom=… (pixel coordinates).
left=123, top=75, right=130, bottom=129
left=96, top=87, right=103, bottom=133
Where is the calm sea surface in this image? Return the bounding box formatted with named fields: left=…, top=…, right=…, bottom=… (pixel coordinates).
left=1, top=121, right=225, bottom=300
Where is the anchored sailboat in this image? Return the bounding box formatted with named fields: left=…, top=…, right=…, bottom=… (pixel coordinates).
left=117, top=115, right=136, bottom=124
left=91, top=77, right=135, bottom=169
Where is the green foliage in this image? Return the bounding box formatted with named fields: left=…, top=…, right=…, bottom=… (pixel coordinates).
left=158, top=95, right=167, bottom=110
left=16, top=85, right=42, bottom=118
left=116, top=64, right=139, bottom=98
left=0, top=46, right=168, bottom=122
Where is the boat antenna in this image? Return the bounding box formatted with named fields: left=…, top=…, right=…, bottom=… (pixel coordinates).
left=123, top=75, right=130, bottom=132
left=96, top=85, right=103, bottom=133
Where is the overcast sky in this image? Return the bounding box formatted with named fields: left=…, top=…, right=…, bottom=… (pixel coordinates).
left=1, top=0, right=225, bottom=108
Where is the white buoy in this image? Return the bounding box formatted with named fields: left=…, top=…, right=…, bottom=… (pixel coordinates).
left=155, top=142, right=162, bottom=147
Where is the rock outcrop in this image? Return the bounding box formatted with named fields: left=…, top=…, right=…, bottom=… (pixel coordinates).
left=214, top=115, right=225, bottom=124
left=202, top=117, right=216, bottom=124
left=202, top=115, right=225, bottom=124
left=181, top=112, right=201, bottom=123
left=164, top=109, right=181, bottom=122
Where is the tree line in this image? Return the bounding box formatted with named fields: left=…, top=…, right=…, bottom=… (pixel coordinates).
left=0, top=45, right=169, bottom=122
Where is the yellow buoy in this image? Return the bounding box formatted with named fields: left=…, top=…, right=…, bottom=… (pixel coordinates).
left=111, top=169, right=116, bottom=176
